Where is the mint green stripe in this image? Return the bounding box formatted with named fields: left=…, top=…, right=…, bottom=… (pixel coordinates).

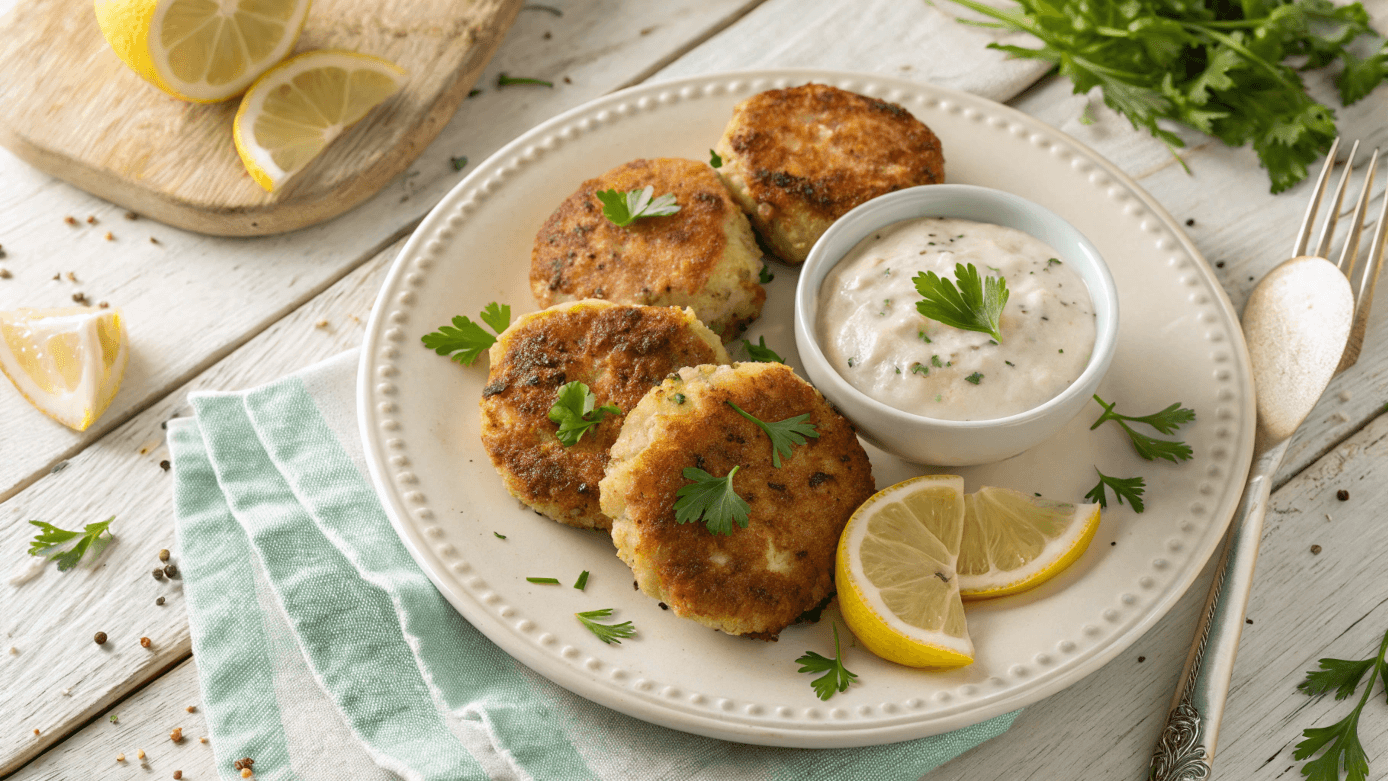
left=190, top=393, right=483, bottom=781
left=242, top=378, right=599, bottom=781
left=169, top=419, right=299, bottom=781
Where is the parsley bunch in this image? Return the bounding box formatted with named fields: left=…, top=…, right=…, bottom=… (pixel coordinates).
left=914, top=263, right=1009, bottom=343
left=1295, top=628, right=1388, bottom=781
left=949, top=0, right=1388, bottom=193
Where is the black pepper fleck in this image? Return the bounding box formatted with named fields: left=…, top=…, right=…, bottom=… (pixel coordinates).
left=160, top=460, right=170, bottom=471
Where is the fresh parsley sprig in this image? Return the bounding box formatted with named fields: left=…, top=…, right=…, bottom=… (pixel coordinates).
left=575, top=609, right=636, bottom=645
left=548, top=381, right=620, bottom=447
left=796, top=623, right=859, bottom=701
left=726, top=401, right=819, bottom=468
left=740, top=336, right=783, bottom=364
left=1084, top=469, right=1146, bottom=513
left=946, top=0, right=1387, bottom=193
left=1294, top=628, right=1388, bottom=781
left=913, top=263, right=1009, bottom=343
left=421, top=302, right=511, bottom=366
left=674, top=466, right=750, bottom=535
left=1091, top=395, right=1195, bottom=463
left=28, top=517, right=114, bottom=571
left=596, top=186, right=680, bottom=227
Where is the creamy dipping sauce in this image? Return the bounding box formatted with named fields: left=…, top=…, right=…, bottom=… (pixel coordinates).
left=817, top=217, right=1096, bottom=421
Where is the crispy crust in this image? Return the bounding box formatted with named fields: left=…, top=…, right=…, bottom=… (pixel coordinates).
left=479, top=301, right=729, bottom=530
left=715, top=84, right=945, bottom=263
left=600, top=363, right=876, bottom=638
left=530, top=158, right=765, bottom=341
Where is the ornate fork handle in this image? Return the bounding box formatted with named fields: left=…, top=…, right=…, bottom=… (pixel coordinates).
left=1148, top=439, right=1288, bottom=781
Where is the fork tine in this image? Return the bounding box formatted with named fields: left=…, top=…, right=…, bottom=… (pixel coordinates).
left=1314, top=139, right=1361, bottom=260
left=1295, top=136, right=1342, bottom=256
left=1337, top=147, right=1380, bottom=276
left=1337, top=149, right=1387, bottom=373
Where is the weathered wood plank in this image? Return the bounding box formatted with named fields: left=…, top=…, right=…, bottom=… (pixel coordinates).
left=0, top=0, right=767, bottom=505
left=0, top=243, right=396, bottom=776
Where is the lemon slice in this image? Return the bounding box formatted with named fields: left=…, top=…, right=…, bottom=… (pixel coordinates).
left=836, top=475, right=974, bottom=669
left=233, top=50, right=407, bottom=192
left=956, top=486, right=1101, bottom=600
left=0, top=307, right=129, bottom=431
left=94, top=0, right=311, bottom=103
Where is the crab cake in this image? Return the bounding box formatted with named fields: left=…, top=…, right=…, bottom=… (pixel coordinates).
left=714, top=84, right=945, bottom=264
left=600, top=362, right=876, bottom=639
left=480, top=301, right=729, bottom=531
left=530, top=158, right=766, bottom=342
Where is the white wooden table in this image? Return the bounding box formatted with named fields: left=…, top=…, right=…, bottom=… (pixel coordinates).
left=3, top=1, right=1388, bottom=778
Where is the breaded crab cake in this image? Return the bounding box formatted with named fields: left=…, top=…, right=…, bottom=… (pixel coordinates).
left=599, top=362, right=876, bottom=639
left=713, top=84, right=945, bottom=263
left=530, top=158, right=766, bottom=342
left=480, top=301, right=729, bottom=531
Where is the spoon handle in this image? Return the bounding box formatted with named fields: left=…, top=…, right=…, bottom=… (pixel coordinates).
left=1147, top=438, right=1288, bottom=781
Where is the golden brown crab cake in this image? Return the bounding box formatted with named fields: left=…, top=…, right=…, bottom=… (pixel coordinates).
left=480, top=300, right=729, bottom=531
left=713, top=84, right=945, bottom=264
left=530, top=158, right=766, bottom=342
left=600, top=362, right=876, bottom=639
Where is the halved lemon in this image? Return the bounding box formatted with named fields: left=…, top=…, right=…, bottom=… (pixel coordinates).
left=0, top=307, right=128, bottom=431
left=957, top=486, right=1101, bottom=600
left=836, top=475, right=974, bottom=669
left=94, top=0, right=312, bottom=103
left=233, top=50, right=407, bottom=192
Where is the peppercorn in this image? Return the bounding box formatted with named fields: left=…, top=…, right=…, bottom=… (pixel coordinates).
left=164, top=563, right=179, bottom=578
left=170, top=727, right=182, bottom=742
left=159, top=549, right=170, bottom=562
left=94, top=632, right=107, bottom=645
left=242, top=770, right=253, bottom=778
left=1311, top=544, right=1322, bottom=555
left=137, top=749, right=146, bottom=760
left=140, top=637, right=151, bottom=648
left=116, top=754, right=125, bottom=762
left=153, top=567, right=165, bottom=581
left=186, top=705, right=196, bottom=713
left=174, top=772, right=183, bottom=779
left=156, top=596, right=165, bottom=606
left=1336, top=489, right=1349, bottom=501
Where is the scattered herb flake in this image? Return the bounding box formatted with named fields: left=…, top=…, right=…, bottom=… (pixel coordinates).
left=493, top=532, right=507, bottom=540
left=758, top=266, right=774, bottom=284
left=497, top=73, right=553, bottom=88
left=741, top=336, right=783, bottom=363
left=576, top=608, right=636, bottom=645
left=574, top=570, right=590, bottom=590
left=450, top=156, right=469, bottom=171
left=709, top=149, right=723, bottom=168
left=965, top=372, right=984, bottom=384
left=526, top=577, right=561, bottom=584
left=912, top=364, right=929, bottom=376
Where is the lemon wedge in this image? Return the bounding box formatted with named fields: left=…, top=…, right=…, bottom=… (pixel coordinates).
left=0, top=307, right=129, bottom=431
left=233, top=50, right=407, bottom=192
left=94, top=0, right=311, bottom=103
left=836, top=475, right=974, bottom=669
left=957, top=486, right=1101, bottom=600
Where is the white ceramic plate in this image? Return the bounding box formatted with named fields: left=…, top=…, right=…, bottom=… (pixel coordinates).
left=358, top=70, right=1256, bottom=748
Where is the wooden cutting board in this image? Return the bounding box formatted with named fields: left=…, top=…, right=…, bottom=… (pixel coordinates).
left=0, top=0, right=521, bottom=236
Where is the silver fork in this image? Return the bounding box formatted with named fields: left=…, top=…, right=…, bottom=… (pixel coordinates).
left=1148, top=138, right=1385, bottom=781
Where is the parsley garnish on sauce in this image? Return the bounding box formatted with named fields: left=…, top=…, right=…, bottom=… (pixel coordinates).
left=1294, top=628, right=1388, bottom=781
left=28, top=517, right=114, bottom=571
left=1090, top=394, right=1195, bottom=463
left=674, top=466, right=750, bottom=535
left=1084, top=469, right=1146, bottom=513
left=548, top=381, right=620, bottom=447
left=725, top=401, right=819, bottom=468
left=796, top=623, right=859, bottom=701
left=575, top=609, right=637, bottom=645
left=421, top=302, right=510, bottom=366
left=596, top=186, right=680, bottom=227
left=913, top=263, right=1009, bottom=343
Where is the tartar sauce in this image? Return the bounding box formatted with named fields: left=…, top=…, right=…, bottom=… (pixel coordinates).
left=817, top=217, right=1095, bottom=421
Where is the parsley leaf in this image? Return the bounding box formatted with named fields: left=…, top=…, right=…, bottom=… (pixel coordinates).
left=1084, top=469, right=1146, bottom=513
left=947, top=0, right=1386, bottom=193
left=674, top=466, right=750, bottom=535
left=28, top=517, right=114, bottom=572
left=548, top=381, right=620, bottom=447
left=1090, top=395, right=1195, bottom=463
left=421, top=302, right=511, bottom=366
left=913, top=263, right=1009, bottom=343
left=726, top=401, right=819, bottom=468
left=1294, top=628, right=1388, bottom=781
left=573, top=570, right=589, bottom=590
left=796, top=623, right=859, bottom=701
left=709, top=149, right=723, bottom=168
left=741, top=336, right=783, bottom=363
left=758, top=266, right=775, bottom=284
left=575, top=609, right=636, bottom=645
left=595, top=185, right=680, bottom=227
